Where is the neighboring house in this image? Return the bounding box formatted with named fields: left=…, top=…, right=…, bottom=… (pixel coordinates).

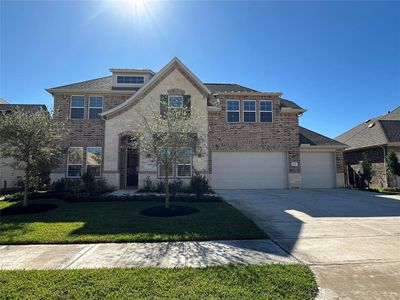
left=47, top=57, right=346, bottom=190
left=0, top=103, right=47, bottom=189
left=336, top=107, right=400, bottom=188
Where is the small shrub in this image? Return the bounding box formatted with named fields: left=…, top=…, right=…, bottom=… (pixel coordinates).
left=190, top=174, right=209, bottom=196
left=143, top=177, right=157, bottom=193
left=52, top=179, right=66, bottom=193
left=95, top=178, right=111, bottom=194
left=81, top=172, right=96, bottom=194
left=157, top=181, right=165, bottom=193
left=169, top=180, right=182, bottom=198
left=65, top=179, right=82, bottom=195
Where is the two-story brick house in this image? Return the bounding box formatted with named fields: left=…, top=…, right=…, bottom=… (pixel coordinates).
left=47, top=57, right=346, bottom=189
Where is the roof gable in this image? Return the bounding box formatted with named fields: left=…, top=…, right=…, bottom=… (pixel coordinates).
left=101, top=57, right=211, bottom=119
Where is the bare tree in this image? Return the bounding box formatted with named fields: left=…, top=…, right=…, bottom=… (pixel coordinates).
left=135, top=107, right=204, bottom=209
left=0, top=108, right=66, bottom=206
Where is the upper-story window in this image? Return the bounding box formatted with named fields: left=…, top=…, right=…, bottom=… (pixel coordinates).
left=89, top=96, right=103, bottom=119
left=260, top=100, right=273, bottom=123
left=168, top=95, right=184, bottom=109
left=116, top=76, right=144, bottom=84
left=226, top=100, right=240, bottom=123
left=70, top=96, right=85, bottom=119
left=243, top=100, right=256, bottom=123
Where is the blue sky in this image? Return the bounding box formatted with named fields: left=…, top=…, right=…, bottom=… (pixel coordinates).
left=1, top=0, right=399, bottom=138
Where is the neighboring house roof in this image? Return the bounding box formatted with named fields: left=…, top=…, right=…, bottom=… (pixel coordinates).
left=336, top=107, right=400, bottom=150
left=0, top=104, right=47, bottom=114
left=47, top=76, right=114, bottom=93
left=0, top=98, right=9, bottom=104
left=299, top=126, right=346, bottom=147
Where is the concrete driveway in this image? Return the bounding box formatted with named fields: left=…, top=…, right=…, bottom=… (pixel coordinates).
left=218, top=189, right=400, bottom=300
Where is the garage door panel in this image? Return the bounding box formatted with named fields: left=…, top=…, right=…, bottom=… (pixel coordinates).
left=212, top=152, right=288, bottom=189
left=301, top=152, right=335, bottom=188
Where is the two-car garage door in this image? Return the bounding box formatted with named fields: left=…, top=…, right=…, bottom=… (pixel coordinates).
left=211, top=151, right=337, bottom=189
left=211, top=152, right=288, bottom=189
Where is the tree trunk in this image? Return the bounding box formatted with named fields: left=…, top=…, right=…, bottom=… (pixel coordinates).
left=23, top=173, right=29, bottom=207
left=164, top=167, right=170, bottom=209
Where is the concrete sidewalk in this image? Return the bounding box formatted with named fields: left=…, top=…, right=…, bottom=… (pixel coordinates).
left=0, top=239, right=296, bottom=270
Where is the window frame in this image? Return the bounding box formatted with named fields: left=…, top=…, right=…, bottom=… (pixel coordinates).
left=243, top=100, right=256, bottom=123
left=176, top=147, right=193, bottom=178
left=226, top=99, right=240, bottom=123
left=168, top=95, right=184, bottom=109
left=116, top=75, right=145, bottom=84
left=86, top=146, right=103, bottom=177
left=67, top=147, right=83, bottom=178
left=88, top=96, right=103, bottom=120
left=70, top=95, right=85, bottom=120
left=259, top=100, right=273, bottom=123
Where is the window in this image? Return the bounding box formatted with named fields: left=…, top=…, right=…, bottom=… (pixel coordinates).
left=226, top=100, right=240, bottom=123
left=86, top=147, right=102, bottom=176
left=116, top=76, right=144, bottom=84
left=70, top=96, right=85, bottom=119
left=89, top=96, right=103, bottom=119
left=177, top=148, right=192, bottom=177
left=67, top=147, right=83, bottom=177
left=243, top=100, right=256, bottom=122
left=158, top=147, right=193, bottom=177
left=168, top=95, right=184, bottom=109
left=260, top=100, right=273, bottom=123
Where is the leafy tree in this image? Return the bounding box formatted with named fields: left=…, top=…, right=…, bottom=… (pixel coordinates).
left=385, top=151, right=400, bottom=187
left=0, top=108, right=66, bottom=206
left=360, top=153, right=373, bottom=188
left=136, top=107, right=204, bottom=209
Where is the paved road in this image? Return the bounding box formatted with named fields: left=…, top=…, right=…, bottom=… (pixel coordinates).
left=218, top=189, right=400, bottom=300
left=0, top=239, right=295, bottom=269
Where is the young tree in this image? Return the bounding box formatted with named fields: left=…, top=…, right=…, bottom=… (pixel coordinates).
left=0, top=108, right=66, bottom=206
left=360, top=153, right=373, bottom=188
left=385, top=151, right=400, bottom=187
left=135, top=107, right=204, bottom=209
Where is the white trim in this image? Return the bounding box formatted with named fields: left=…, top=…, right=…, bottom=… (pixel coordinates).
left=67, top=147, right=83, bottom=178
left=226, top=99, right=240, bottom=123
left=300, top=144, right=347, bottom=150
left=176, top=147, right=193, bottom=178
left=243, top=100, right=256, bottom=123
left=259, top=100, right=273, bottom=123
left=70, top=95, right=85, bottom=120
left=101, top=57, right=211, bottom=118
left=88, top=95, right=104, bottom=119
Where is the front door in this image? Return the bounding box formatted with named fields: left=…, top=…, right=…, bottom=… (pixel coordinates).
left=126, top=149, right=139, bottom=187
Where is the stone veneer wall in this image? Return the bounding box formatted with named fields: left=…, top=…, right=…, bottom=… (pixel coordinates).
left=52, top=93, right=130, bottom=180
left=208, top=95, right=301, bottom=188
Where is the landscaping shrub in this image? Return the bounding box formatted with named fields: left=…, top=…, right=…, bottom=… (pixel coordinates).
left=53, top=178, right=66, bottom=193
left=190, top=174, right=209, bottom=196
left=81, top=172, right=96, bottom=194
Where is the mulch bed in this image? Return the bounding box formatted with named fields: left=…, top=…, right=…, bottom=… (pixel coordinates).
left=1, top=204, right=58, bottom=216
left=140, top=205, right=199, bottom=217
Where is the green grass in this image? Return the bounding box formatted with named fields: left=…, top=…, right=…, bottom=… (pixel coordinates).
left=0, top=198, right=267, bottom=244
left=0, top=264, right=318, bottom=300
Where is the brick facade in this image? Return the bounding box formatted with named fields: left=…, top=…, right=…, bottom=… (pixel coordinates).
left=52, top=93, right=131, bottom=177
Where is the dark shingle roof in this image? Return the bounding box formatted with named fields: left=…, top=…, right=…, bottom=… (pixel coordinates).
left=299, top=126, right=345, bottom=147
left=47, top=76, right=304, bottom=110
left=336, top=107, right=400, bottom=150
left=0, top=104, right=47, bottom=114
left=204, top=83, right=258, bottom=93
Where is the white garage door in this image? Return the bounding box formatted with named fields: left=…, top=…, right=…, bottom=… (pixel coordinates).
left=300, top=152, right=336, bottom=188
left=211, top=152, right=288, bottom=189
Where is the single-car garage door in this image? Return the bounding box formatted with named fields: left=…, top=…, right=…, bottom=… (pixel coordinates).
left=300, top=152, right=336, bottom=188
left=211, top=152, right=288, bottom=189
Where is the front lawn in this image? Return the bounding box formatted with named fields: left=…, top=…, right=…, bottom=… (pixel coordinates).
left=0, top=198, right=267, bottom=244
left=0, top=264, right=318, bottom=300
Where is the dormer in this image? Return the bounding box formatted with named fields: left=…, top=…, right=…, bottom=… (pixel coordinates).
left=110, top=68, right=155, bottom=91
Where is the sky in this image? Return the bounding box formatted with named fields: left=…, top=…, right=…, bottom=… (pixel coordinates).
left=1, top=0, right=399, bottom=138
